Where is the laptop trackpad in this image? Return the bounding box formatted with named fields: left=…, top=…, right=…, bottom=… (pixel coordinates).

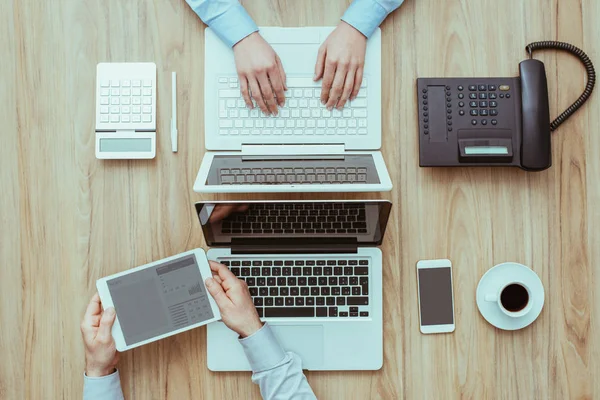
left=271, top=325, right=324, bottom=369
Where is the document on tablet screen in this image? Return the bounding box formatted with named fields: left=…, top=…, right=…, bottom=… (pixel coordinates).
left=107, top=254, right=214, bottom=345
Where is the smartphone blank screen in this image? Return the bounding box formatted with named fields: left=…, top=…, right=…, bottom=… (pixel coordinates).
left=418, top=267, right=454, bottom=325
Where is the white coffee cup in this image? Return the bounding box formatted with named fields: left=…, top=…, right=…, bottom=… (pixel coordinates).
left=485, top=281, right=532, bottom=318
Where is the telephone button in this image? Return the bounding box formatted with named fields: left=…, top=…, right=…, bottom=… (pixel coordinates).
left=499, top=85, right=510, bottom=91
left=499, top=94, right=505, bottom=98
left=491, top=119, right=498, bottom=125
left=471, top=119, right=477, bottom=125
left=479, top=93, right=487, bottom=99
left=458, top=93, right=464, bottom=99
left=478, top=85, right=486, bottom=91
left=458, top=85, right=464, bottom=91
left=480, top=109, right=489, bottom=116
left=479, top=101, right=488, bottom=107
left=490, top=101, right=498, bottom=107
left=469, top=85, right=477, bottom=91
left=488, top=85, right=497, bottom=91
left=469, top=101, right=477, bottom=107
left=470, top=110, right=478, bottom=116
left=490, top=109, right=498, bottom=116
left=469, top=93, right=477, bottom=99
left=458, top=101, right=465, bottom=107
left=489, top=93, right=497, bottom=99
left=481, top=119, right=488, bottom=126
left=506, top=94, right=511, bottom=98
left=459, top=110, right=465, bottom=116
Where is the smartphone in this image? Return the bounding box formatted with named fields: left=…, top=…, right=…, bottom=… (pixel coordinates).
left=416, top=259, right=455, bottom=334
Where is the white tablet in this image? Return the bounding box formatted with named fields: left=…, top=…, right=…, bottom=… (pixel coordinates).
left=96, top=249, right=221, bottom=351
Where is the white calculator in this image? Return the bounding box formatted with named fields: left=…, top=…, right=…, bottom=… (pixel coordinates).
left=95, top=62, right=157, bottom=159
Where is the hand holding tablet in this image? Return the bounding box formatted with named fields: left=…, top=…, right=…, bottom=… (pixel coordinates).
left=96, top=249, right=221, bottom=351
left=204, top=261, right=263, bottom=338
left=80, top=293, right=120, bottom=377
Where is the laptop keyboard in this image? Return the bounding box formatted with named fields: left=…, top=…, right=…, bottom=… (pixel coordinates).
left=217, top=76, right=368, bottom=137
left=219, top=258, right=371, bottom=318
left=221, top=202, right=368, bottom=234
left=220, top=166, right=369, bottom=185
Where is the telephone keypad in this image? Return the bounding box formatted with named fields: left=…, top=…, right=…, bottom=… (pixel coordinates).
left=455, top=83, right=511, bottom=126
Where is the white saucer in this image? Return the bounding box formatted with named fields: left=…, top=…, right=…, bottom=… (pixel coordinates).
left=476, top=262, right=544, bottom=330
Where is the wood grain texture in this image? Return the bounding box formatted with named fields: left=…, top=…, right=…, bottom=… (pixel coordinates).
left=1, top=0, right=599, bottom=398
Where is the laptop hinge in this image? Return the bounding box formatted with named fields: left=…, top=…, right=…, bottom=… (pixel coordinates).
left=241, top=144, right=344, bottom=160
left=231, top=238, right=358, bottom=254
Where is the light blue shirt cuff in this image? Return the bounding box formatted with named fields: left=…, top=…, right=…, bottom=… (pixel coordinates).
left=191, top=2, right=258, bottom=48
left=83, top=369, right=124, bottom=400
left=341, top=0, right=389, bottom=38
left=239, top=323, right=287, bottom=373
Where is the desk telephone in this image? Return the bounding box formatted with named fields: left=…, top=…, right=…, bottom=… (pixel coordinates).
left=417, top=41, right=596, bottom=171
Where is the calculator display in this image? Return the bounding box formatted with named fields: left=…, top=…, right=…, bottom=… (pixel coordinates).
left=99, top=138, right=152, bottom=152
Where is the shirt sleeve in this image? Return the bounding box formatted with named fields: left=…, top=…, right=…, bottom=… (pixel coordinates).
left=185, top=0, right=259, bottom=47
left=239, top=323, right=317, bottom=400
left=341, top=0, right=405, bottom=38
left=83, top=369, right=125, bottom=400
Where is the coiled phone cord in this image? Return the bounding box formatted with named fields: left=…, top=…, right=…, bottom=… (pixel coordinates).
left=526, top=41, right=596, bottom=132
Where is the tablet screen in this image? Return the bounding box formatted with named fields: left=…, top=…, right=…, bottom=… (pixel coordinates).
left=107, top=254, right=214, bottom=346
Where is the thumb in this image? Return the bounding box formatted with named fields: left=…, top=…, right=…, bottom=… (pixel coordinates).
left=205, top=278, right=231, bottom=309
left=314, top=46, right=326, bottom=81
left=97, top=307, right=116, bottom=342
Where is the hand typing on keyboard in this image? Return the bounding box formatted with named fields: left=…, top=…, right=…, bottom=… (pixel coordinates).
left=205, top=261, right=264, bottom=338
left=314, top=21, right=367, bottom=110
left=233, top=32, right=287, bottom=116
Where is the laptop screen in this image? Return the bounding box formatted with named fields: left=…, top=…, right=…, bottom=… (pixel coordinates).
left=195, top=201, right=392, bottom=247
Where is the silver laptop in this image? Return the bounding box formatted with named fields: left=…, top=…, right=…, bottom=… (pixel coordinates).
left=196, top=200, right=392, bottom=371
left=194, top=27, right=393, bottom=193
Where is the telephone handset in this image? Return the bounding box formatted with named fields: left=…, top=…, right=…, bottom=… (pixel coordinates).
left=417, top=41, right=595, bottom=171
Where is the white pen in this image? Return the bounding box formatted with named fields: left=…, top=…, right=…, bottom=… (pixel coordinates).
left=170, top=71, right=178, bottom=152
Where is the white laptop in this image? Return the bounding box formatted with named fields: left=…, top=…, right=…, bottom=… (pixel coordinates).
left=196, top=200, right=392, bottom=371
left=194, top=27, right=392, bottom=193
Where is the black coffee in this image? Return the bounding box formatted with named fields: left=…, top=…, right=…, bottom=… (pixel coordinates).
left=500, top=284, right=529, bottom=312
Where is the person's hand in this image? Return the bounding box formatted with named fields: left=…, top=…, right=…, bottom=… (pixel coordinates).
left=205, top=261, right=263, bottom=338
left=80, top=293, right=120, bottom=377
left=314, top=21, right=367, bottom=110
left=233, top=32, right=287, bottom=116
left=208, top=203, right=249, bottom=223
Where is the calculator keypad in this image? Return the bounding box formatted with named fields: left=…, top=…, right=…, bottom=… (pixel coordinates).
left=98, top=79, right=153, bottom=124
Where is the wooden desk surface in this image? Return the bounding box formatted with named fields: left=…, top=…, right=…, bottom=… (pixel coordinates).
left=1, top=0, right=599, bottom=398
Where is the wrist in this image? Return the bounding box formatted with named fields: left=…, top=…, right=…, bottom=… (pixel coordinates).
left=339, top=20, right=367, bottom=39
left=85, top=365, right=115, bottom=377
left=238, top=319, right=264, bottom=338
left=233, top=31, right=259, bottom=49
